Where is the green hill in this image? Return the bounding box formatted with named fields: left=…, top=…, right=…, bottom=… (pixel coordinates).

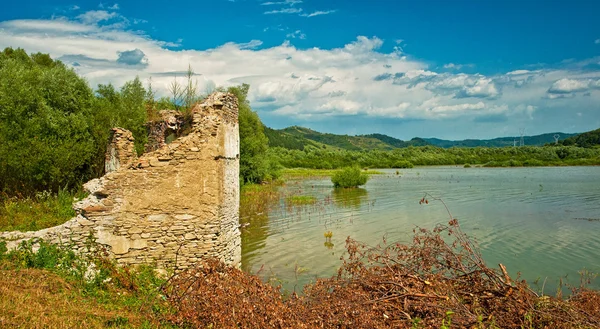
left=265, top=126, right=425, bottom=151
left=265, top=125, right=583, bottom=151
left=560, top=128, right=600, bottom=147
left=424, top=132, right=579, bottom=148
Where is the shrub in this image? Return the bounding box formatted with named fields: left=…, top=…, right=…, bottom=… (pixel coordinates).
left=331, top=167, right=369, bottom=188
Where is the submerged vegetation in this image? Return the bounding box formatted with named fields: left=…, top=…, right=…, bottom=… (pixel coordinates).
left=285, top=195, right=317, bottom=206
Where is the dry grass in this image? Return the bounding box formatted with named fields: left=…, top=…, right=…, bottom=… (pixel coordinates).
left=0, top=268, right=151, bottom=329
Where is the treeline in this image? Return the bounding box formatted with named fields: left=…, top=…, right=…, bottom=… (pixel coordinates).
left=0, top=48, right=273, bottom=196
left=268, top=144, right=600, bottom=169
left=559, top=128, right=600, bottom=148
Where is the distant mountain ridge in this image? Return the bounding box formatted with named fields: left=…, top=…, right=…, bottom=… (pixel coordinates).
left=423, top=132, right=579, bottom=148
left=264, top=125, right=581, bottom=151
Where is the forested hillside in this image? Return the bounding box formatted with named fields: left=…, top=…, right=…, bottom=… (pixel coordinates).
left=560, top=128, right=600, bottom=148
left=265, top=125, right=580, bottom=151
left=265, top=126, right=430, bottom=151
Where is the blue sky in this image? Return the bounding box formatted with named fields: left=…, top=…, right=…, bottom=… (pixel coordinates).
left=1, top=0, right=599, bottom=140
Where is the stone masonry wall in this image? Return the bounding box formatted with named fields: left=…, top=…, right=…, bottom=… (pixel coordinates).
left=0, top=92, right=241, bottom=269
left=105, top=128, right=137, bottom=174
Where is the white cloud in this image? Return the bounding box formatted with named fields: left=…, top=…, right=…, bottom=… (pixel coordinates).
left=595, top=39, right=600, bottom=44
left=0, top=12, right=599, bottom=136
left=507, top=70, right=530, bottom=75
left=261, top=0, right=302, bottom=5
left=431, top=102, right=485, bottom=114
left=76, top=10, right=118, bottom=25
left=443, top=63, right=474, bottom=70
left=456, top=78, right=499, bottom=99
left=300, top=10, right=337, bottom=17
left=264, top=7, right=302, bottom=14
left=548, top=78, right=589, bottom=94
left=286, top=30, right=306, bottom=39
left=108, top=4, right=119, bottom=10
left=228, top=39, right=263, bottom=49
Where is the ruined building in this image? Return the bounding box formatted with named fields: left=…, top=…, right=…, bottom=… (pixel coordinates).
left=0, top=92, right=241, bottom=269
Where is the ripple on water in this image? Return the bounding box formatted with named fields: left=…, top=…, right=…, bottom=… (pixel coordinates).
left=242, top=167, right=600, bottom=292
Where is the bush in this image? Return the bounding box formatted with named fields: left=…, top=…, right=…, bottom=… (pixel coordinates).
left=331, top=167, right=369, bottom=188
left=0, top=48, right=97, bottom=194
left=230, top=84, right=279, bottom=185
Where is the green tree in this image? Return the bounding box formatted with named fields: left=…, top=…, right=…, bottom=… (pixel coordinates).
left=94, top=77, right=148, bottom=156
left=0, top=48, right=96, bottom=194
left=228, top=84, right=278, bottom=184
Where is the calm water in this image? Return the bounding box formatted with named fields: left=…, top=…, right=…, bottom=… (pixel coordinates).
left=241, top=166, right=600, bottom=293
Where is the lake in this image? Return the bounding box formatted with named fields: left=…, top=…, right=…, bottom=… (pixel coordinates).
left=240, top=166, right=600, bottom=294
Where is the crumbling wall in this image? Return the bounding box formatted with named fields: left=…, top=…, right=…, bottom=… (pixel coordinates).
left=0, top=92, right=241, bottom=269
left=105, top=128, right=137, bottom=174
left=145, top=110, right=187, bottom=153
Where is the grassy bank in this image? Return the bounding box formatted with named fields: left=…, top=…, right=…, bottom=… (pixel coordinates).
left=0, top=240, right=176, bottom=328
left=0, top=189, right=86, bottom=232
left=1, top=219, right=599, bottom=328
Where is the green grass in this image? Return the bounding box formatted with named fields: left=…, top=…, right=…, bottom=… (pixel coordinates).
left=285, top=195, right=317, bottom=206
left=282, top=168, right=383, bottom=177
left=0, top=240, right=177, bottom=328
left=0, top=188, right=87, bottom=232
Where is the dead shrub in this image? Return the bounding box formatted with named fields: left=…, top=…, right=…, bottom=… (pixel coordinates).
left=163, top=195, right=600, bottom=328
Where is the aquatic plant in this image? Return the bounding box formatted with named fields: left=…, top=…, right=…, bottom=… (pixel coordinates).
left=285, top=195, right=317, bottom=206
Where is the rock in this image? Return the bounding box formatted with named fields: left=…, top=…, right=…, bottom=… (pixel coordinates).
left=148, top=214, right=168, bottom=221
left=175, top=214, right=196, bottom=220
left=149, top=158, right=169, bottom=167
left=76, top=217, right=94, bottom=226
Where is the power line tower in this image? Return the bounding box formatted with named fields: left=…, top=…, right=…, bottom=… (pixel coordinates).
left=519, top=128, right=525, bottom=147
left=554, top=134, right=560, bottom=145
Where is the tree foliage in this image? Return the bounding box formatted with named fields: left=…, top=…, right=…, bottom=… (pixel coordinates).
left=228, top=84, right=279, bottom=184
left=0, top=48, right=96, bottom=194
left=0, top=48, right=149, bottom=195
left=269, top=144, right=600, bottom=169
left=331, top=167, right=369, bottom=188
left=560, top=128, right=600, bottom=148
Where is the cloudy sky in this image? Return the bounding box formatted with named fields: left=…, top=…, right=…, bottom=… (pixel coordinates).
left=1, top=0, right=599, bottom=140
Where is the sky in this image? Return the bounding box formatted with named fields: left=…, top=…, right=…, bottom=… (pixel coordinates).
left=1, top=0, right=599, bottom=140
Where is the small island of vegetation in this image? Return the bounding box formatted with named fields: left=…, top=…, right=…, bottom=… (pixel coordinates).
left=331, top=166, right=369, bottom=188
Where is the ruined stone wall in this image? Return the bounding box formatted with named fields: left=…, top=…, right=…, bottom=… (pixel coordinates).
left=105, top=128, right=137, bottom=173
left=0, top=92, right=241, bottom=269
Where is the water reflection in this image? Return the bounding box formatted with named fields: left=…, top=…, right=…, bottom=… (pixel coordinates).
left=239, top=185, right=280, bottom=272
left=241, top=167, right=600, bottom=294
left=332, top=188, right=369, bottom=209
